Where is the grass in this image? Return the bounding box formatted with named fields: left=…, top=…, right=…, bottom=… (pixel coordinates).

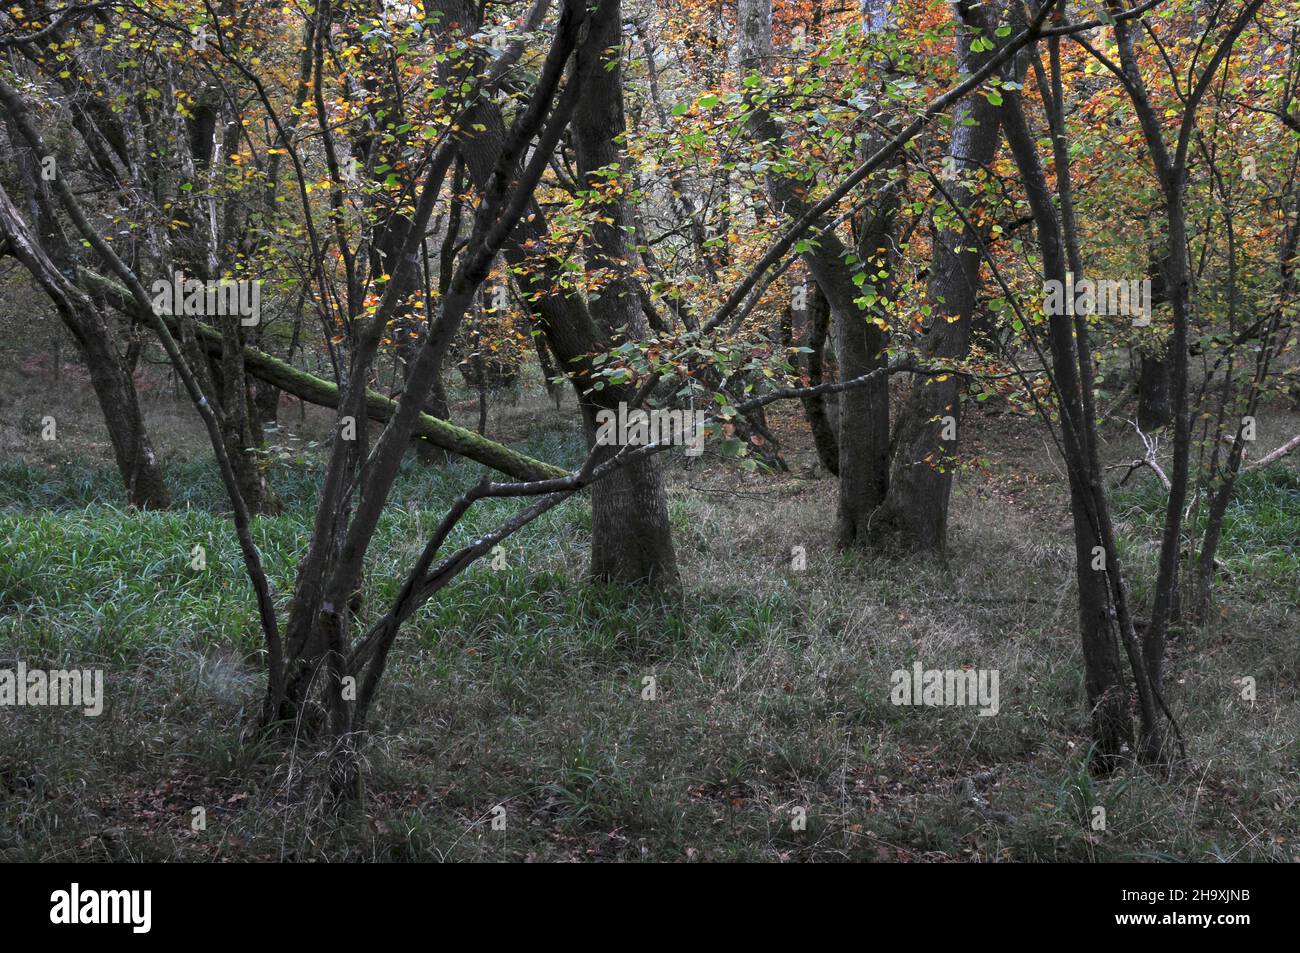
left=1112, top=464, right=1300, bottom=609
left=0, top=410, right=1297, bottom=862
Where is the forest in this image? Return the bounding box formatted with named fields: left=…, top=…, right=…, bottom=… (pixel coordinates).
left=0, top=0, right=1296, bottom=864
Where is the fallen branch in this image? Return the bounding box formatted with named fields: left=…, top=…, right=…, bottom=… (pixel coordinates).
left=1129, top=418, right=1171, bottom=490
left=1109, top=458, right=1170, bottom=491
left=1245, top=433, right=1300, bottom=470
left=80, top=269, right=566, bottom=483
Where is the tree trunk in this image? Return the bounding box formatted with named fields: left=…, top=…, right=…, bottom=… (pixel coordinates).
left=834, top=207, right=892, bottom=545
left=0, top=183, right=170, bottom=510
left=1137, top=348, right=1172, bottom=430
left=998, top=76, right=1137, bottom=770
left=571, top=0, right=678, bottom=585
left=738, top=0, right=891, bottom=546
left=220, top=315, right=280, bottom=514
left=799, top=281, right=839, bottom=474
left=252, top=377, right=281, bottom=429
left=438, top=0, right=676, bottom=585
left=1193, top=201, right=1300, bottom=620
left=873, top=1, right=1001, bottom=552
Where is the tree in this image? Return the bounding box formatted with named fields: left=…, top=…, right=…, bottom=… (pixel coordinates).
left=738, top=0, right=891, bottom=547
left=0, top=81, right=171, bottom=510
left=873, top=0, right=1004, bottom=552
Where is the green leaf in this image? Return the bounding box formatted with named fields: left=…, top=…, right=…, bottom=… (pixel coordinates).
left=720, top=437, right=747, bottom=458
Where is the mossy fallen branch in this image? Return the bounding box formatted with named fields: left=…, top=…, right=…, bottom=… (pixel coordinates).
left=81, top=270, right=566, bottom=483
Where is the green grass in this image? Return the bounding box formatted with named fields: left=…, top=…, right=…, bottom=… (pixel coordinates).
left=1111, top=465, right=1300, bottom=610
left=0, top=427, right=786, bottom=675
left=1113, top=465, right=1300, bottom=568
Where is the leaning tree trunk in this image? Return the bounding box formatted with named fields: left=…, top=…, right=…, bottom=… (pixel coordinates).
left=81, top=315, right=172, bottom=510
left=0, top=183, right=171, bottom=510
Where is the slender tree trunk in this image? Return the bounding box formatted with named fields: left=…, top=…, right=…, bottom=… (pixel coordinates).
left=1104, top=0, right=1273, bottom=759
left=998, top=75, right=1136, bottom=769
left=220, top=314, right=280, bottom=514
left=1194, top=210, right=1299, bottom=619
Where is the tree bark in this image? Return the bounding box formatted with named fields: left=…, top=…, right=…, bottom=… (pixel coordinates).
left=873, top=1, right=1001, bottom=552
left=1137, top=348, right=1172, bottom=430
left=571, top=0, right=678, bottom=585
left=799, top=281, right=840, bottom=474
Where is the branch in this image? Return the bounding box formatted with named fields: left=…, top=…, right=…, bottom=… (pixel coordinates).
left=79, top=270, right=566, bottom=483
left=702, top=0, right=1069, bottom=333
left=0, top=3, right=111, bottom=48
left=1245, top=434, right=1300, bottom=470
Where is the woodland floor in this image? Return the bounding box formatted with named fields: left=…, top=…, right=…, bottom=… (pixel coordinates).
left=1, top=348, right=1297, bottom=861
